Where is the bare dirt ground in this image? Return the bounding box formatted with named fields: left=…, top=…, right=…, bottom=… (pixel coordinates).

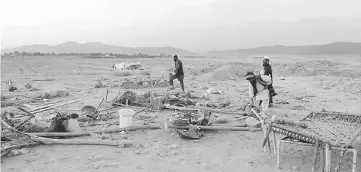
left=1, top=55, right=361, bottom=172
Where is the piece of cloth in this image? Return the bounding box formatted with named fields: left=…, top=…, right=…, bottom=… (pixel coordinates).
left=169, top=74, right=185, bottom=92
left=248, top=81, right=267, bottom=98
left=260, top=74, right=272, bottom=84
left=174, top=59, right=184, bottom=76
left=249, top=80, right=270, bottom=113
left=250, top=96, right=269, bottom=112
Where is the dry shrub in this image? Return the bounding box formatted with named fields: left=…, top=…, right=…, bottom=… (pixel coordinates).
left=114, top=71, right=133, bottom=77
left=39, top=90, right=69, bottom=99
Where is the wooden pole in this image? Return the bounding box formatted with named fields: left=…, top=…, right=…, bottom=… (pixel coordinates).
left=87, top=98, right=104, bottom=118
left=165, top=123, right=261, bottom=131
left=311, top=140, right=319, bottom=172
left=164, top=104, right=246, bottom=115
left=105, top=89, right=109, bottom=102
left=262, top=124, right=272, bottom=148
left=144, top=112, right=159, bottom=125
left=29, top=124, right=161, bottom=137
left=320, top=145, right=325, bottom=172
left=263, top=124, right=268, bottom=153
left=272, top=130, right=277, bottom=154
left=271, top=115, right=308, bottom=128
left=351, top=149, right=357, bottom=172
left=325, top=143, right=331, bottom=172
left=277, top=140, right=281, bottom=168
left=31, top=135, right=134, bottom=147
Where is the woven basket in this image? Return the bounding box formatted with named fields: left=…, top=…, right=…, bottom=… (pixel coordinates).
left=271, top=111, right=361, bottom=147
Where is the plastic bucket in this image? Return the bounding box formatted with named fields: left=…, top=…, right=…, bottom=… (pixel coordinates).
left=118, top=109, right=135, bottom=128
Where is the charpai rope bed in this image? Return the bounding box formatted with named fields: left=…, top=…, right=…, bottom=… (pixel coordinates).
left=1, top=126, right=38, bottom=156
left=268, top=111, right=361, bottom=172
left=272, top=111, right=361, bottom=147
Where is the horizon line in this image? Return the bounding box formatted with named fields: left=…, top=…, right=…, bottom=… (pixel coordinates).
left=2, top=41, right=361, bottom=53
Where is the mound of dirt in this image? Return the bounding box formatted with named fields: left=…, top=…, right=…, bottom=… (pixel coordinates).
left=313, top=76, right=361, bottom=94
left=198, top=62, right=259, bottom=81
left=184, top=62, right=224, bottom=77
left=117, top=78, right=169, bottom=89
left=276, top=60, right=361, bottom=78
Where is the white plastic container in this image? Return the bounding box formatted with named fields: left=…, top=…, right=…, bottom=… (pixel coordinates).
left=118, top=109, right=136, bottom=128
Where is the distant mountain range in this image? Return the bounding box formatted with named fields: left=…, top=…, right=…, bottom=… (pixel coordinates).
left=206, top=42, right=361, bottom=56
left=1, top=42, right=196, bottom=56
left=2, top=42, right=361, bottom=56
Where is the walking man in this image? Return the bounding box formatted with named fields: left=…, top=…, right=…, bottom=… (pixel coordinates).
left=169, top=55, right=185, bottom=92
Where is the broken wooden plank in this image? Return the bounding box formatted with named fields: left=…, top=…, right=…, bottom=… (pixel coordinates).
left=30, top=99, right=82, bottom=114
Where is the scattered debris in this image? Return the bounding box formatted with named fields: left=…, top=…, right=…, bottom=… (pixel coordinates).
left=6, top=79, right=17, bottom=92
left=206, top=88, right=223, bottom=94
left=113, top=62, right=143, bottom=70
left=25, top=83, right=32, bottom=89
left=29, top=87, right=40, bottom=91
left=8, top=148, right=30, bottom=156
left=214, top=115, right=231, bottom=124
left=275, top=100, right=289, bottom=104
left=94, top=80, right=104, bottom=88
left=291, top=105, right=306, bottom=110
left=9, top=86, right=17, bottom=92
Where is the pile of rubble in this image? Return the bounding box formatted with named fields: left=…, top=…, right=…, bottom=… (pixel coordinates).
left=313, top=76, right=361, bottom=94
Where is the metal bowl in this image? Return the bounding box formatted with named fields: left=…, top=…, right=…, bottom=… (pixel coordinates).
left=80, top=105, right=96, bottom=115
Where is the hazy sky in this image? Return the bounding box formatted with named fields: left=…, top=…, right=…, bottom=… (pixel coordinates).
left=1, top=0, right=361, bottom=52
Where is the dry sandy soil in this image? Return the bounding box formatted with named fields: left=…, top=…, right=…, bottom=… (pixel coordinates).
left=1, top=55, right=361, bottom=172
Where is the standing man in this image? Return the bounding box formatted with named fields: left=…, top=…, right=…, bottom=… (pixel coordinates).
left=262, top=56, right=277, bottom=106
left=169, top=55, right=185, bottom=92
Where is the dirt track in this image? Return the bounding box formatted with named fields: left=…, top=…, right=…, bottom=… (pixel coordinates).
left=1, top=55, right=361, bottom=172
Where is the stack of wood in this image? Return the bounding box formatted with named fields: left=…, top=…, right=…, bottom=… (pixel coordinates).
left=21, top=99, right=82, bottom=115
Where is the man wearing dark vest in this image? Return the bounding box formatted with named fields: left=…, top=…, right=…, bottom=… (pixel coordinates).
left=169, top=55, right=185, bottom=92
left=261, top=56, right=277, bottom=107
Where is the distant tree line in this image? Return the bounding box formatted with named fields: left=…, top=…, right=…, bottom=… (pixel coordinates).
left=1, top=51, right=172, bottom=58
